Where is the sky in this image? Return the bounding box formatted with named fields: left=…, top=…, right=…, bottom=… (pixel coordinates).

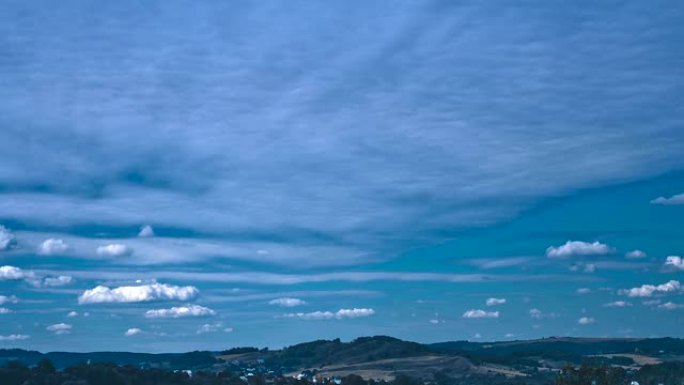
left=1, top=0, right=683, bottom=353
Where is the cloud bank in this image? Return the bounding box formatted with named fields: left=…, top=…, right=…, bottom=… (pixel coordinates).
left=283, top=308, right=375, bottom=320
left=546, top=241, right=612, bottom=258
left=78, top=283, right=199, bottom=304
left=145, top=304, right=215, bottom=318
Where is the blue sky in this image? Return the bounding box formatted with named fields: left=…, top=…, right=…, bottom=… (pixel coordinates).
left=1, top=0, right=683, bottom=352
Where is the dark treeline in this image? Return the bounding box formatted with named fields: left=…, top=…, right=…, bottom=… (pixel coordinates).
left=556, top=362, right=684, bottom=385
left=1, top=359, right=684, bottom=385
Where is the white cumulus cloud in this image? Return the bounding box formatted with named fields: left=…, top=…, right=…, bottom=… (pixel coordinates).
left=284, top=308, right=375, bottom=320
left=43, top=275, right=73, bottom=287
left=268, top=297, right=306, bottom=307
left=145, top=304, right=215, bottom=318
left=664, top=256, right=684, bottom=270
left=529, top=308, right=558, bottom=319
left=0, top=334, right=29, bottom=341
left=78, top=283, right=199, bottom=304
left=125, top=328, right=142, bottom=336
left=138, top=225, right=154, bottom=237
left=546, top=240, right=612, bottom=258
left=625, top=250, right=647, bottom=259
left=603, top=301, right=632, bottom=308
left=0, top=265, right=26, bottom=280
left=0, top=225, right=15, bottom=251
left=650, top=193, right=684, bottom=205
left=463, top=309, right=499, bottom=319
left=67, top=311, right=78, bottom=317
left=96, top=243, right=133, bottom=257
left=619, top=280, right=681, bottom=297
left=0, top=307, right=13, bottom=314
left=46, top=323, right=72, bottom=335
left=0, top=295, right=18, bottom=305
left=485, top=297, right=506, bottom=306
left=37, top=239, right=70, bottom=255
left=576, top=288, right=591, bottom=294
left=658, top=302, right=684, bottom=310
left=578, top=317, right=595, bottom=325
left=657, top=302, right=684, bottom=310
left=197, top=322, right=232, bottom=334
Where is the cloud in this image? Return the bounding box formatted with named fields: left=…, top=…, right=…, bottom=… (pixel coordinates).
left=67, top=311, right=78, bottom=317
left=0, top=265, right=27, bottom=280
left=78, top=283, right=199, bottom=304
left=96, top=243, right=133, bottom=257
left=619, top=280, right=681, bottom=297
left=664, top=256, right=684, bottom=270
left=43, top=275, right=73, bottom=287
left=0, top=307, right=13, bottom=314
left=485, top=297, right=506, bottom=306
left=0, top=225, right=16, bottom=251
left=138, top=225, right=154, bottom=238
left=37, top=238, right=70, bottom=255
left=0, top=334, right=29, bottom=341
left=0, top=295, right=18, bottom=305
left=650, top=193, right=684, bottom=205
left=546, top=241, right=612, bottom=258
left=124, top=328, right=142, bottom=336
left=603, top=301, right=632, bottom=307
left=529, top=308, right=558, bottom=319
left=284, top=308, right=375, bottom=320
left=268, top=297, right=306, bottom=307
left=144, top=304, right=215, bottom=318
left=578, top=317, right=595, bottom=325
left=46, top=323, right=72, bottom=335
left=462, top=309, right=499, bottom=319
left=197, top=322, right=232, bottom=334
left=576, top=288, right=591, bottom=294
left=657, top=302, right=684, bottom=310
left=625, top=250, right=647, bottom=259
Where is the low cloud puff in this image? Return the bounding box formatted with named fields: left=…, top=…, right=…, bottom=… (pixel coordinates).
left=463, top=309, right=499, bottom=319
left=145, top=304, right=215, bottom=318
left=664, top=256, right=684, bottom=270
left=268, top=297, right=306, bottom=307
left=657, top=302, right=684, bottom=310
left=619, top=280, right=681, bottom=297
left=197, top=322, right=232, bottom=334
left=650, top=193, right=684, bottom=205
left=546, top=241, right=612, bottom=258
left=124, top=328, right=142, bottom=336
left=37, top=239, right=70, bottom=255
left=96, top=244, right=133, bottom=257
left=0, top=266, right=27, bottom=280
left=486, top=297, right=506, bottom=306
left=0, top=226, right=15, bottom=251
left=284, top=308, right=375, bottom=320
left=138, top=225, right=154, bottom=238
left=0, top=334, right=29, bottom=341
left=529, top=308, right=558, bottom=319
left=46, top=323, right=72, bottom=335
left=603, top=301, right=632, bottom=308
left=0, top=295, right=18, bottom=305
left=43, top=275, right=73, bottom=287
left=578, top=316, right=595, bottom=325
left=625, top=250, right=647, bottom=259
left=78, top=283, right=199, bottom=304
